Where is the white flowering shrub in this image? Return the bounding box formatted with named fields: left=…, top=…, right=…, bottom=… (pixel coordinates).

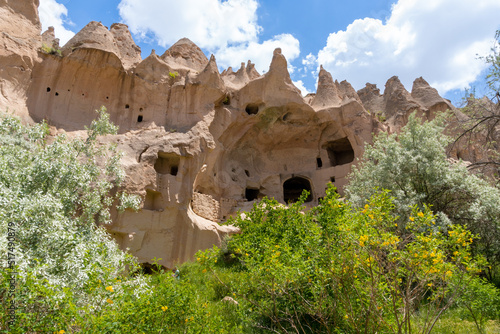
left=346, top=113, right=500, bottom=280
left=0, top=107, right=141, bottom=321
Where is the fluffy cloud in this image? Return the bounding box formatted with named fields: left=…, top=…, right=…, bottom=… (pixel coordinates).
left=38, top=0, right=75, bottom=46
left=215, top=34, right=300, bottom=74
left=316, top=0, right=500, bottom=95
left=118, top=0, right=261, bottom=50
left=118, top=0, right=300, bottom=75
left=292, top=80, right=312, bottom=97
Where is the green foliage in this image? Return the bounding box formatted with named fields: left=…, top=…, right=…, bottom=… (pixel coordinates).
left=455, top=277, right=500, bottom=333
left=169, top=71, right=179, bottom=79
left=0, top=107, right=140, bottom=331
left=196, top=187, right=495, bottom=333
left=41, top=43, right=62, bottom=57
left=346, top=113, right=500, bottom=280
left=482, top=30, right=500, bottom=94
left=0, top=106, right=498, bottom=332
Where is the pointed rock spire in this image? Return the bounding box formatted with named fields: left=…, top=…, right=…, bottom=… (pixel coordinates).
left=161, top=38, right=208, bottom=72
left=358, top=83, right=385, bottom=114
left=110, top=23, right=142, bottom=70
left=411, top=77, right=452, bottom=111
left=383, top=76, right=421, bottom=118
left=61, top=21, right=120, bottom=58
left=311, top=65, right=342, bottom=109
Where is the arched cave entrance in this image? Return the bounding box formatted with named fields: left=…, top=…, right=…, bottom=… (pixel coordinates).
left=283, top=176, right=313, bottom=203
left=323, top=137, right=355, bottom=167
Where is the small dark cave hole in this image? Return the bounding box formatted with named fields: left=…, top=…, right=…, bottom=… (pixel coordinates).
left=283, top=177, right=313, bottom=203
left=154, top=153, right=180, bottom=176
left=330, top=176, right=335, bottom=183
left=316, top=157, right=323, bottom=168
left=244, top=170, right=250, bottom=177
left=125, top=104, right=130, bottom=109
left=223, top=95, right=230, bottom=105
left=245, top=188, right=260, bottom=201
left=46, top=87, right=51, bottom=92
left=55, top=92, right=59, bottom=96
left=106, top=96, right=109, bottom=100
left=137, top=115, right=143, bottom=122
left=323, top=138, right=355, bottom=167
left=245, top=103, right=259, bottom=115
left=139, top=107, right=144, bottom=112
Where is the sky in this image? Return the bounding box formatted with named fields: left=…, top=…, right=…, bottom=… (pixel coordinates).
left=38, top=0, right=500, bottom=106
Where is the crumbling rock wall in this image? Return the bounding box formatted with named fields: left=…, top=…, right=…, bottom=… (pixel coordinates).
left=1, top=0, right=456, bottom=268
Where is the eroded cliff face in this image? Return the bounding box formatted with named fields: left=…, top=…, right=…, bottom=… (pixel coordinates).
left=0, top=0, right=41, bottom=122
left=1, top=1, right=455, bottom=268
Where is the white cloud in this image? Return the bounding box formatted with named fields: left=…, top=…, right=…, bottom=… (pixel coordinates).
left=38, top=0, right=75, bottom=46
left=215, top=34, right=300, bottom=74
left=118, top=0, right=261, bottom=50
left=302, top=53, right=317, bottom=67
left=293, top=80, right=311, bottom=97
left=118, top=0, right=301, bottom=75
left=316, top=0, right=500, bottom=95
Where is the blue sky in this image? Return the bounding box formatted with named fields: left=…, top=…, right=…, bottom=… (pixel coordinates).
left=39, top=0, right=500, bottom=106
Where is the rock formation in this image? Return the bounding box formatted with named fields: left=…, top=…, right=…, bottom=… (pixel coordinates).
left=0, top=0, right=456, bottom=268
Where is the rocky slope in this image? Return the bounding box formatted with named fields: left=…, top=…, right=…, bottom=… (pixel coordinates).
left=0, top=0, right=456, bottom=268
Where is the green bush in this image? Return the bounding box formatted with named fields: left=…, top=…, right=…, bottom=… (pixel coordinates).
left=346, top=113, right=500, bottom=281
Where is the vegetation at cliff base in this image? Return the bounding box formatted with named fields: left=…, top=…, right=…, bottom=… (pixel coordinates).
left=2, top=29, right=500, bottom=334
left=1, top=108, right=499, bottom=333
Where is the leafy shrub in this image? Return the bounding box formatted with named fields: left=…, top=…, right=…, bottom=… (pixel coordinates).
left=0, top=107, right=140, bottom=332
left=346, top=113, right=500, bottom=281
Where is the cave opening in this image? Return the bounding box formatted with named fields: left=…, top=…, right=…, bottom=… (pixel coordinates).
left=323, top=138, right=355, bottom=167
left=144, top=189, right=163, bottom=211
left=137, top=115, right=143, bottom=122
left=245, top=188, right=259, bottom=201
left=283, top=177, right=313, bottom=203
left=245, top=103, right=260, bottom=115
left=316, top=157, right=323, bottom=168
left=154, top=153, right=180, bottom=176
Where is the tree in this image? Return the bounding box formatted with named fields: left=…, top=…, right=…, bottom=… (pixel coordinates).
left=346, top=113, right=500, bottom=282
left=451, top=30, right=500, bottom=181
left=0, top=107, right=140, bottom=330
left=197, top=187, right=493, bottom=333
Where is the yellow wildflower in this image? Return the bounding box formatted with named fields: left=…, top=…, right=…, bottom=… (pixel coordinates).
left=106, top=298, right=113, bottom=304
left=202, top=268, right=207, bottom=273
left=427, top=283, right=433, bottom=287
left=105, top=286, right=114, bottom=292
left=161, top=306, right=168, bottom=311
left=417, top=212, right=424, bottom=218
left=409, top=216, right=415, bottom=222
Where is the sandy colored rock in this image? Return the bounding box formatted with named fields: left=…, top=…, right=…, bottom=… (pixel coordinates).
left=42, top=26, right=59, bottom=49
left=1, top=1, right=464, bottom=269
left=110, top=23, right=142, bottom=70
left=0, top=0, right=41, bottom=122
left=161, top=38, right=208, bottom=73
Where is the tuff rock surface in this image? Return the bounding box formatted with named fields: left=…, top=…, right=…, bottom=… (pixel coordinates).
left=1, top=0, right=457, bottom=268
